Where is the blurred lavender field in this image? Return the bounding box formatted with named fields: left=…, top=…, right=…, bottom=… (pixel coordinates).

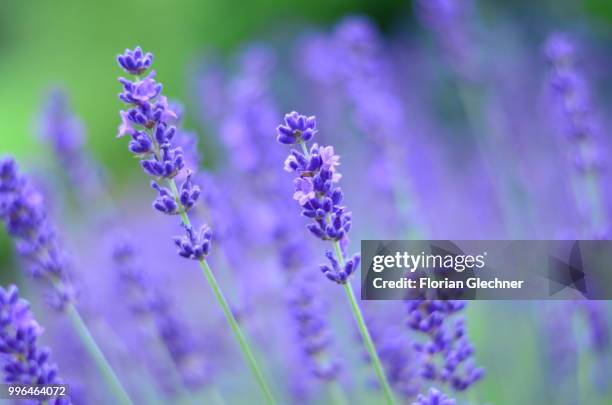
left=1, top=0, right=612, bottom=404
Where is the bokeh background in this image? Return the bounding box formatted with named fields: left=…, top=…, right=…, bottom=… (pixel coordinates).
left=1, top=0, right=612, bottom=404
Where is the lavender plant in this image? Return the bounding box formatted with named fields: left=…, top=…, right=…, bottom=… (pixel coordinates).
left=543, top=36, right=611, bottom=394
left=367, top=319, right=421, bottom=399
left=115, top=46, right=276, bottom=404
left=0, top=157, right=132, bottom=404
left=544, top=33, right=608, bottom=238
left=405, top=299, right=484, bottom=391
left=276, top=111, right=396, bottom=404
left=38, top=89, right=104, bottom=201
left=286, top=272, right=342, bottom=387
left=301, top=17, right=425, bottom=238
left=113, top=239, right=212, bottom=394
left=208, top=46, right=350, bottom=402
left=415, top=0, right=476, bottom=78
left=0, top=285, right=70, bottom=404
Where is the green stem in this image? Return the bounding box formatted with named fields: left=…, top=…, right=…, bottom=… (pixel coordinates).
left=168, top=179, right=276, bottom=405
left=300, top=140, right=309, bottom=156
left=65, top=304, right=133, bottom=405
left=332, top=242, right=396, bottom=405
left=327, top=381, right=349, bottom=405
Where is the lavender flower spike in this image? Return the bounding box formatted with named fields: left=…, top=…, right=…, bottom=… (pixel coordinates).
left=406, top=299, right=484, bottom=391
left=0, top=157, right=133, bottom=404
left=412, top=388, right=456, bottom=405
left=39, top=89, right=103, bottom=199
left=277, top=111, right=396, bottom=404
left=544, top=33, right=608, bottom=237
left=0, top=285, right=70, bottom=405
left=116, top=46, right=276, bottom=404
left=0, top=157, right=75, bottom=310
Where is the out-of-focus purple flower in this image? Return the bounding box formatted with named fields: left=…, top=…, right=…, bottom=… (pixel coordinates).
left=544, top=33, right=608, bottom=237
left=117, top=46, right=153, bottom=75
left=412, top=388, right=456, bottom=405
left=0, top=285, right=70, bottom=404
left=582, top=302, right=610, bottom=352
left=406, top=299, right=484, bottom=391
left=287, top=272, right=339, bottom=380
left=116, top=47, right=212, bottom=262
left=416, top=0, right=476, bottom=78
left=39, top=89, right=103, bottom=198
left=277, top=111, right=359, bottom=284
left=112, top=240, right=211, bottom=390
left=218, top=44, right=281, bottom=173
left=0, top=157, right=75, bottom=310
left=367, top=319, right=421, bottom=398
left=544, top=33, right=598, bottom=143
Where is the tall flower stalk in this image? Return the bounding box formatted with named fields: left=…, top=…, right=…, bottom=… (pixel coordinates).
left=115, top=46, right=276, bottom=404
left=544, top=33, right=608, bottom=238
left=405, top=299, right=484, bottom=391
left=0, top=158, right=132, bottom=405
left=276, top=111, right=396, bottom=404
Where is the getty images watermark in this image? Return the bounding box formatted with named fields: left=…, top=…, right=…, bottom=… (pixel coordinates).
left=361, top=240, right=612, bottom=300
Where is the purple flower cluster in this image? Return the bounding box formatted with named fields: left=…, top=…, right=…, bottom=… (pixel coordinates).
left=0, top=158, right=74, bottom=310
left=117, top=47, right=153, bottom=75
left=416, top=0, right=476, bottom=78
left=220, top=45, right=281, bottom=173
left=544, top=33, right=608, bottom=237
left=0, top=285, right=70, bottom=405
left=113, top=240, right=210, bottom=390
left=277, top=112, right=317, bottom=145
left=287, top=273, right=339, bottom=380
left=544, top=33, right=600, bottom=171
left=406, top=299, right=484, bottom=391
left=412, top=388, right=456, bottom=405
left=277, top=112, right=360, bottom=284
left=39, top=89, right=102, bottom=198
left=301, top=17, right=424, bottom=236
left=367, top=320, right=421, bottom=398
left=116, top=47, right=212, bottom=261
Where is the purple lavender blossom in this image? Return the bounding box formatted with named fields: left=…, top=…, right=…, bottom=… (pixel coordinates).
left=367, top=319, right=421, bottom=398
left=544, top=33, right=608, bottom=237
left=0, top=157, right=75, bottom=310
left=276, top=112, right=359, bottom=284
left=220, top=44, right=281, bottom=173
left=412, top=388, right=456, bottom=405
left=406, top=299, right=484, bottom=391
left=0, top=285, right=70, bottom=404
left=287, top=272, right=340, bottom=380
left=544, top=33, right=598, bottom=144
left=276, top=112, right=317, bottom=145
left=319, top=16, right=425, bottom=237
left=416, top=0, right=476, bottom=78
left=174, top=225, right=212, bottom=260
left=38, top=89, right=104, bottom=200
left=113, top=240, right=211, bottom=390
left=116, top=47, right=212, bottom=261
left=117, top=47, right=153, bottom=75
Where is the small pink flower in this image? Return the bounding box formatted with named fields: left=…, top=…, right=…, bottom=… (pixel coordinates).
left=117, top=110, right=134, bottom=138
left=293, top=177, right=315, bottom=205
